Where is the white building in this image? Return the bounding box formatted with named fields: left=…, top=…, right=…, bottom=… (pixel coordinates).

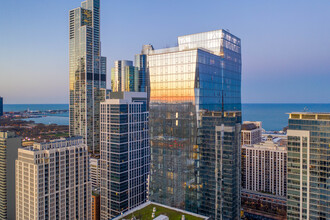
left=100, top=92, right=150, bottom=219
left=241, top=121, right=263, bottom=145
left=16, top=137, right=91, bottom=220
left=242, top=135, right=287, bottom=197
left=90, top=157, right=101, bottom=189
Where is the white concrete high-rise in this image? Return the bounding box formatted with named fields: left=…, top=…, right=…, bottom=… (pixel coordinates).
left=242, top=135, right=287, bottom=196
left=16, top=137, right=91, bottom=220
left=241, top=121, right=263, bottom=145
left=90, top=157, right=101, bottom=189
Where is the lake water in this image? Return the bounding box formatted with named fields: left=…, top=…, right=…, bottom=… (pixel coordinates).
left=4, top=104, right=70, bottom=126
left=4, top=103, right=330, bottom=131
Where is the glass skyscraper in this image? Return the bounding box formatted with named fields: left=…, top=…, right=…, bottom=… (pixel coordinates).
left=135, top=45, right=153, bottom=94
left=111, top=58, right=149, bottom=95
left=199, top=111, right=241, bottom=219
left=287, top=112, right=330, bottom=220
left=111, top=60, right=139, bottom=92
left=138, top=30, right=242, bottom=218
left=100, top=92, right=150, bottom=219
left=69, top=0, right=107, bottom=153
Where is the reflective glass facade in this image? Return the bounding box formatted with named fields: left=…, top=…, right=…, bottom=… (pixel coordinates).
left=111, top=60, right=140, bottom=93
left=140, top=30, right=242, bottom=218
left=111, top=60, right=132, bottom=92
left=287, top=113, right=330, bottom=220
left=198, top=111, right=241, bottom=219
left=135, top=54, right=148, bottom=93
left=111, top=59, right=148, bottom=95
left=69, top=0, right=107, bottom=153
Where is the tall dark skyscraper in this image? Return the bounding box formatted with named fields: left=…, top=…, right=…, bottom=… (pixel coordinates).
left=287, top=112, right=330, bottom=220
left=138, top=30, right=242, bottom=219
left=199, top=112, right=241, bottom=219
left=0, top=131, right=21, bottom=220
left=100, top=92, right=150, bottom=219
left=69, top=0, right=107, bottom=153
left=135, top=46, right=151, bottom=94
left=0, top=97, right=3, bottom=117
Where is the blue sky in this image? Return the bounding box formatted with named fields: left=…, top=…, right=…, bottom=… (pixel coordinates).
left=1, top=0, right=329, bottom=104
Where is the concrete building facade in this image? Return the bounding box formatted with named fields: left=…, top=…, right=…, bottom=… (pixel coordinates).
left=16, top=137, right=91, bottom=220
left=90, top=157, right=101, bottom=189
left=242, top=135, right=287, bottom=196
left=241, top=121, right=262, bottom=145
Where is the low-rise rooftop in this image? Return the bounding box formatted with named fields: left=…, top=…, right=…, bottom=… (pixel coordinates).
left=113, top=201, right=209, bottom=220
left=242, top=123, right=257, bottom=131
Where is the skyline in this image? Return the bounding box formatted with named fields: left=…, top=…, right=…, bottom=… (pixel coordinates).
left=1, top=0, right=330, bottom=104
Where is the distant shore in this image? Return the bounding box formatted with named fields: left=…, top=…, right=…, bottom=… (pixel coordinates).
left=3, top=103, right=330, bottom=130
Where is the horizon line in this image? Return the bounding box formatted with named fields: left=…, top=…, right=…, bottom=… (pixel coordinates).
left=3, top=102, right=330, bottom=105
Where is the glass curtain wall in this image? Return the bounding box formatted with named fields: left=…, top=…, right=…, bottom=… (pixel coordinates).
left=69, top=0, right=106, bottom=153
left=146, top=30, right=241, bottom=215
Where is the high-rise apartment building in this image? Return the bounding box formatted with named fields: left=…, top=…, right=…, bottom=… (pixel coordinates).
left=0, top=131, right=21, bottom=220
left=90, top=157, right=101, bottom=189
left=100, top=92, right=150, bottom=219
left=241, top=134, right=287, bottom=219
left=69, top=0, right=107, bottom=153
left=199, top=111, right=242, bottom=219
left=287, top=112, right=330, bottom=220
left=138, top=30, right=242, bottom=217
left=16, top=137, right=91, bottom=220
left=242, top=135, right=287, bottom=196
left=241, top=121, right=262, bottom=145
left=0, top=97, right=3, bottom=116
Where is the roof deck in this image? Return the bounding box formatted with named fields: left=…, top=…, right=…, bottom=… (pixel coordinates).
left=113, top=201, right=208, bottom=220
left=289, top=112, right=330, bottom=120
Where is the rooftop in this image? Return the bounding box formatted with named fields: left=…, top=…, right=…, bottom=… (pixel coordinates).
left=143, top=29, right=241, bottom=57
left=113, top=201, right=208, bottom=220
left=289, top=112, right=330, bottom=120
left=242, top=136, right=287, bottom=151
left=241, top=123, right=257, bottom=131
left=104, top=92, right=147, bottom=104
left=26, top=137, right=84, bottom=151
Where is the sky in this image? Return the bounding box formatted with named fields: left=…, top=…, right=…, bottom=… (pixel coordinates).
left=0, top=0, right=330, bottom=104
